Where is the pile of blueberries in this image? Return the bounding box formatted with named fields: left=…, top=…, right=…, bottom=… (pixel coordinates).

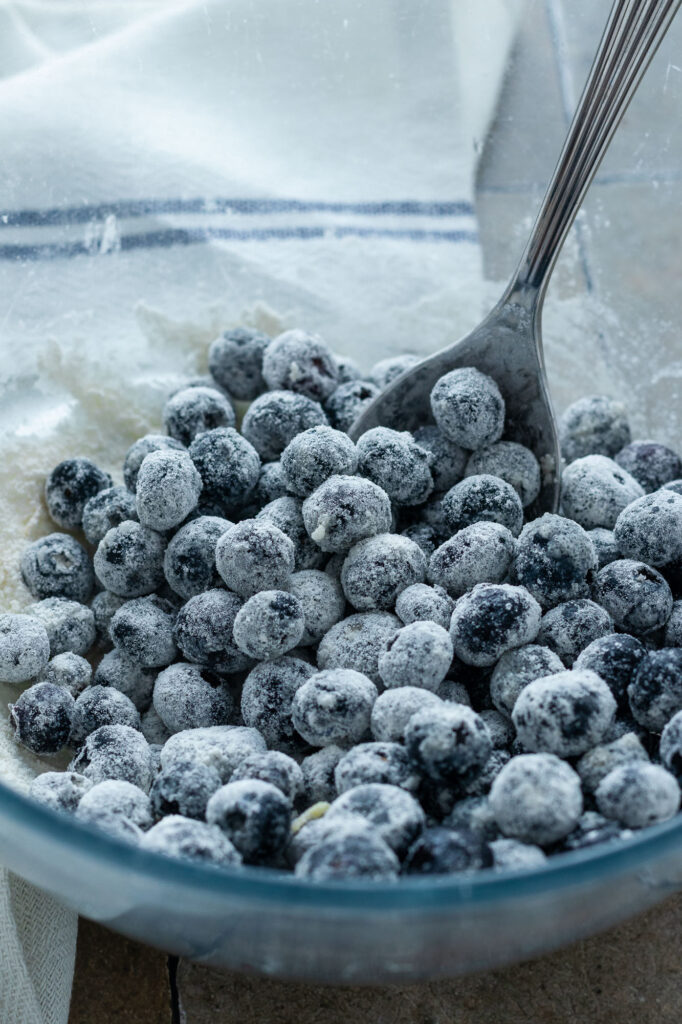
left=2, top=325, right=682, bottom=882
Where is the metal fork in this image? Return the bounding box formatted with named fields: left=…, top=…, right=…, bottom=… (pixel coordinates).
left=350, top=0, right=681, bottom=516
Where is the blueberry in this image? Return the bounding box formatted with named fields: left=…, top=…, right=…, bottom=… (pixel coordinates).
left=442, top=474, right=523, bottom=537
left=660, top=710, right=682, bottom=778
left=512, top=668, right=616, bottom=757
left=614, top=489, right=682, bottom=567
left=141, top=815, right=242, bottom=866
left=405, top=703, right=492, bottom=783
left=559, top=396, right=631, bottom=463
left=94, top=521, right=166, bottom=598
left=45, top=458, right=112, bottom=528
left=29, top=771, right=92, bottom=814
left=188, top=427, right=260, bottom=513
left=588, top=527, right=621, bottom=569
left=466, top=441, right=541, bottom=508
left=292, top=668, right=377, bottom=747
left=230, top=750, right=304, bottom=804
left=429, top=522, right=516, bottom=598
left=90, top=591, right=125, bottom=649
left=286, top=570, right=345, bottom=646
left=412, top=425, right=467, bottom=493
left=262, top=329, right=339, bottom=402
left=324, top=783, right=425, bottom=858
left=627, top=649, right=682, bottom=732
left=302, top=475, right=392, bottom=554
left=299, top=746, right=345, bottom=804
left=9, top=682, right=75, bottom=754
left=206, top=779, right=291, bottom=864
left=208, top=326, right=271, bottom=401
left=576, top=732, right=649, bottom=794
left=575, top=633, right=647, bottom=709
left=513, top=514, right=596, bottom=610
left=370, top=687, right=443, bottom=743
left=431, top=367, right=505, bottom=450
left=489, top=644, right=564, bottom=719
left=596, top=763, right=680, bottom=828
left=70, top=724, right=154, bottom=791
left=123, top=434, right=186, bottom=492
left=356, top=427, right=433, bottom=506
left=334, top=742, right=420, bottom=795
left=592, top=559, right=672, bottom=637
left=240, top=656, right=315, bottom=751
left=76, top=779, right=152, bottom=831
left=256, top=496, right=325, bottom=570
left=664, top=600, right=682, bottom=647
left=250, top=461, right=289, bottom=508
left=317, top=611, right=400, bottom=684
left=340, top=533, right=426, bottom=611
left=70, top=685, right=141, bottom=745
left=450, top=583, right=542, bottom=667
left=399, top=523, right=439, bottom=558
left=489, top=838, right=547, bottom=871
left=241, top=390, right=328, bottom=461
left=294, top=828, right=399, bottom=881
left=215, top=519, right=295, bottom=598
left=615, top=440, right=681, bottom=493
left=94, top=649, right=156, bottom=711
left=378, top=621, right=453, bottom=692
left=149, top=760, right=222, bottom=821
left=559, top=810, right=626, bottom=852
left=153, top=663, right=233, bottom=733
left=160, top=725, right=266, bottom=783
left=107, top=596, right=176, bottom=668
left=489, top=753, right=582, bottom=846
left=281, top=426, right=358, bottom=498
left=163, top=516, right=234, bottom=600
left=0, top=613, right=50, bottom=684
left=21, top=533, right=95, bottom=603
left=192, top=572, right=252, bottom=666
left=561, top=455, right=644, bottom=531
left=370, top=354, right=420, bottom=389
left=163, top=385, right=235, bottom=446
left=232, top=590, right=305, bottom=661
left=537, top=599, right=613, bottom=666
left=325, top=380, right=381, bottom=432
left=404, top=826, right=492, bottom=874
left=43, top=652, right=92, bottom=697
left=27, top=597, right=96, bottom=658
left=135, top=448, right=202, bottom=532
left=394, top=583, right=454, bottom=630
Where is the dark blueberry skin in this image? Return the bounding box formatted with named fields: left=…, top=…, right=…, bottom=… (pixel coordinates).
left=188, top=427, right=260, bottom=512
left=559, top=812, right=623, bottom=852
left=173, top=589, right=251, bottom=674
left=163, top=386, right=236, bottom=447
left=45, top=458, right=112, bottom=528
left=325, top=380, right=381, bottom=433
left=9, top=682, right=75, bottom=754
left=404, top=827, right=492, bottom=874
left=123, top=434, right=185, bottom=492
left=615, top=441, right=681, bottom=493
left=21, top=533, right=95, bottom=603
left=207, top=781, right=291, bottom=864
left=150, top=761, right=222, bottom=821
left=628, top=649, right=682, bottom=732
left=82, top=486, right=138, bottom=545
left=208, top=326, right=271, bottom=401
left=575, top=634, right=647, bottom=710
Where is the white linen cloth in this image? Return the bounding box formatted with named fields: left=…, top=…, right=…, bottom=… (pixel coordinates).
left=0, top=1, right=520, bottom=1021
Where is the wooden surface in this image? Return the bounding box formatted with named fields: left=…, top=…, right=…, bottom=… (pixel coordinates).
left=69, top=893, right=682, bottom=1024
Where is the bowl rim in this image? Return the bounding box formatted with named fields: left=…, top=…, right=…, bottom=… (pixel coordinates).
left=2, top=775, right=681, bottom=912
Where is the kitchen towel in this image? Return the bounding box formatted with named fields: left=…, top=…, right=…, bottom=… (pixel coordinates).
left=0, top=1, right=520, bottom=1021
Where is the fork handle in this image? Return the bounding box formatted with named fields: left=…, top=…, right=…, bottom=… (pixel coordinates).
left=508, top=0, right=680, bottom=306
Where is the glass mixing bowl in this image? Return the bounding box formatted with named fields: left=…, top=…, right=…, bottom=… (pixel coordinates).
left=1, top=0, right=681, bottom=982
